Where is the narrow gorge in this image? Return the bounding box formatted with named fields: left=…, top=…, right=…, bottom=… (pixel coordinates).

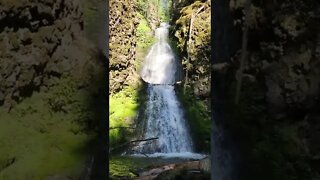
left=109, top=0, right=211, bottom=179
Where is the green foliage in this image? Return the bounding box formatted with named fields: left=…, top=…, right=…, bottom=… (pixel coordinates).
left=135, top=12, right=155, bottom=71
left=137, top=0, right=171, bottom=26
left=250, top=125, right=312, bottom=180
left=0, top=70, right=102, bottom=179
left=176, top=87, right=211, bottom=152
left=109, top=156, right=144, bottom=179
left=159, top=0, right=171, bottom=22
left=47, top=77, right=77, bottom=113
left=137, top=0, right=149, bottom=17
left=0, top=89, right=94, bottom=179
left=136, top=13, right=155, bottom=49
left=109, top=86, right=139, bottom=146
left=45, top=76, right=95, bottom=131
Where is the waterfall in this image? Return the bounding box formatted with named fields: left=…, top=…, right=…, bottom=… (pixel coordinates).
left=140, top=23, right=180, bottom=85
left=132, top=23, right=199, bottom=158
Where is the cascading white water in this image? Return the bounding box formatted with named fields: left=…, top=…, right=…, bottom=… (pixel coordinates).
left=137, top=85, right=193, bottom=153
left=133, top=23, right=196, bottom=156
left=140, top=23, right=179, bottom=85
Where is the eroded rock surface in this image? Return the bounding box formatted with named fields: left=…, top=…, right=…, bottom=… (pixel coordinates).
left=109, top=0, right=139, bottom=94
left=0, top=0, right=100, bottom=110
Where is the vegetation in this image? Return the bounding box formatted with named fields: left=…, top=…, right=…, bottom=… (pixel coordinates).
left=109, top=0, right=212, bottom=178
left=170, top=0, right=211, bottom=153
left=0, top=75, right=97, bottom=179
left=135, top=12, right=155, bottom=71
left=177, top=86, right=211, bottom=152
left=159, top=0, right=172, bottom=22
left=137, top=0, right=172, bottom=26
left=109, top=156, right=155, bottom=179
left=109, top=86, right=139, bottom=146
left=109, top=1, right=154, bottom=149
left=214, top=0, right=320, bottom=179
left=136, top=13, right=155, bottom=49
left=115, top=0, right=212, bottom=154
left=0, top=0, right=107, bottom=178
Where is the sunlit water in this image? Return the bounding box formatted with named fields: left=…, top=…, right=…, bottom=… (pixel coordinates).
left=129, top=23, right=205, bottom=159
left=140, top=23, right=177, bottom=84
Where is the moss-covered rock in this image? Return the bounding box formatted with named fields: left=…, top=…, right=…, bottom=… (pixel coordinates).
left=216, top=0, right=320, bottom=179
left=170, top=0, right=211, bottom=153
left=173, top=0, right=211, bottom=100
left=0, top=0, right=107, bottom=178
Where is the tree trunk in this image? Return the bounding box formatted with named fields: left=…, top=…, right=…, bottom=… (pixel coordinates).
left=135, top=156, right=210, bottom=179
left=183, top=13, right=194, bottom=94
left=183, top=5, right=205, bottom=94
left=234, top=0, right=251, bottom=104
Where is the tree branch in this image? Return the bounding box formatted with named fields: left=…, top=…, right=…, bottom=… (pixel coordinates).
left=212, top=62, right=230, bottom=72
left=109, top=137, right=158, bottom=153
left=109, top=126, right=136, bottom=130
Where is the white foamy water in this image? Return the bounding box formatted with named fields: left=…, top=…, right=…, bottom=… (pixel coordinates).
left=133, top=85, right=193, bottom=153
left=140, top=23, right=178, bottom=85
left=132, top=23, right=196, bottom=157
left=131, top=152, right=206, bottom=160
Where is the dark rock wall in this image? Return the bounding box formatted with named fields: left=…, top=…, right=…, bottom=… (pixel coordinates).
left=0, top=0, right=100, bottom=110
left=213, top=0, right=320, bottom=179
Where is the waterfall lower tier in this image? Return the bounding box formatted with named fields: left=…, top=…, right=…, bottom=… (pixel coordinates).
left=133, top=85, right=193, bottom=154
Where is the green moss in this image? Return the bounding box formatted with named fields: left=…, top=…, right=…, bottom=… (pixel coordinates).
left=109, top=86, right=140, bottom=146
left=0, top=70, right=103, bottom=179
left=109, top=155, right=195, bottom=179
left=81, top=0, right=100, bottom=30
left=136, top=13, right=155, bottom=49
left=135, top=12, right=155, bottom=71
left=176, top=87, right=211, bottom=152
left=109, top=156, right=143, bottom=179
left=0, top=90, right=93, bottom=179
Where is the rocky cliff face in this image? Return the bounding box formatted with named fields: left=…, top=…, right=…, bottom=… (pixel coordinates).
left=214, top=0, right=320, bottom=179
left=0, top=0, right=107, bottom=178
left=109, top=0, right=140, bottom=94
left=0, top=0, right=101, bottom=110
left=167, top=0, right=211, bottom=153
left=172, top=0, right=211, bottom=102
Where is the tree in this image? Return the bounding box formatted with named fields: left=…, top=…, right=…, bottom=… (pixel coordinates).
left=234, top=0, right=252, bottom=104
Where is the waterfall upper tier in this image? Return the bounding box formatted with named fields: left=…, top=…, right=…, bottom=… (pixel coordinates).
left=140, top=23, right=182, bottom=85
